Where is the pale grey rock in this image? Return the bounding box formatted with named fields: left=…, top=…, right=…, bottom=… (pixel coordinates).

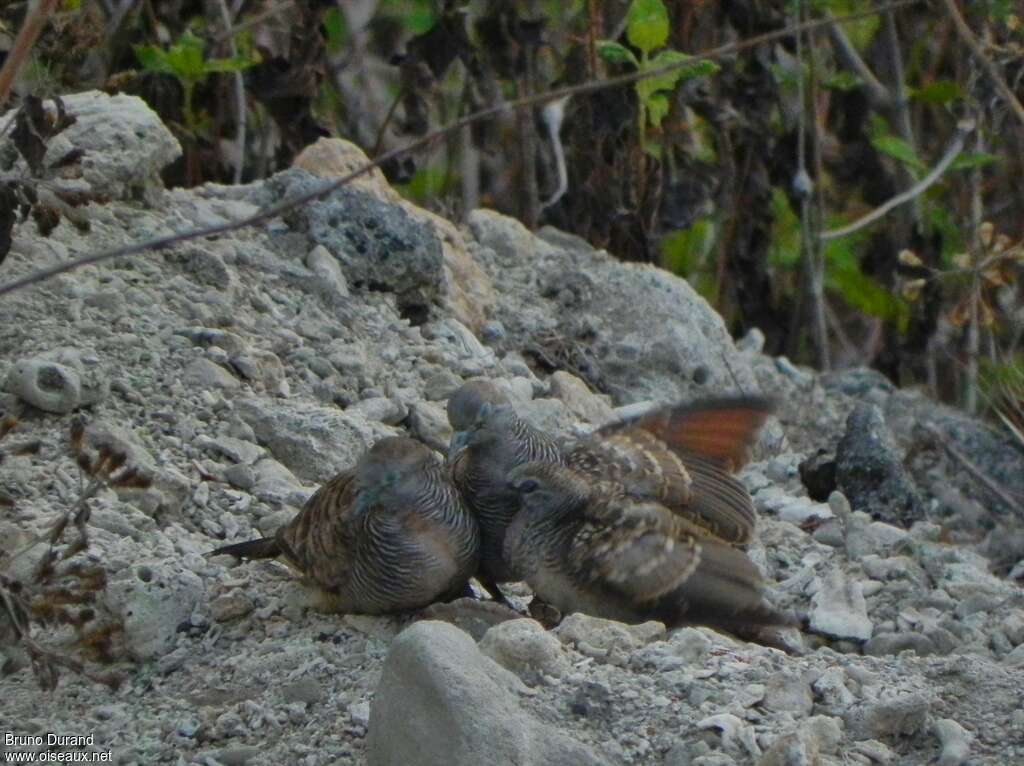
left=864, top=632, right=936, bottom=657
left=347, top=396, right=407, bottom=426
left=184, top=357, right=239, bottom=390
left=469, top=210, right=760, bottom=407
left=697, top=713, right=761, bottom=760
left=933, top=718, right=973, bottom=766
left=549, top=371, right=614, bottom=425
left=4, top=358, right=81, bottom=413
left=777, top=500, right=833, bottom=526
left=423, top=369, right=464, bottom=401
left=1003, top=643, right=1024, bottom=667
left=554, top=614, right=664, bottom=665
left=0, top=91, right=180, bottom=200
left=105, top=560, right=204, bottom=660
left=469, top=209, right=555, bottom=264
left=195, top=434, right=265, bottom=465
left=251, top=458, right=312, bottom=507
left=179, top=247, right=233, bottom=289
left=349, top=700, right=371, bottom=728
left=306, top=244, right=350, bottom=297
left=810, top=569, right=873, bottom=641
left=843, top=692, right=930, bottom=739
left=763, top=672, right=813, bottom=717
left=210, top=590, right=255, bottom=622
left=368, top=621, right=609, bottom=766
left=406, top=400, right=452, bottom=451
left=236, top=398, right=393, bottom=482
left=230, top=349, right=289, bottom=396
left=479, top=618, right=571, bottom=685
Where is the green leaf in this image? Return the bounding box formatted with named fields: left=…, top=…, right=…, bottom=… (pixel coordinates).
left=134, top=45, right=171, bottom=74
left=597, top=40, right=639, bottom=67
left=204, top=54, right=259, bottom=74
left=636, top=52, right=717, bottom=105
left=871, top=134, right=926, bottom=173
left=322, top=7, right=348, bottom=53
left=626, top=0, right=670, bottom=56
left=165, top=33, right=207, bottom=81
left=910, top=80, right=963, bottom=104
left=950, top=152, right=1001, bottom=171
left=646, top=93, right=670, bottom=127
left=824, top=71, right=862, bottom=91
left=768, top=187, right=801, bottom=269
left=661, top=219, right=718, bottom=299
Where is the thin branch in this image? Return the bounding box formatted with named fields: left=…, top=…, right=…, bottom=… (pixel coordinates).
left=0, top=0, right=61, bottom=107
left=0, top=0, right=925, bottom=300
left=825, top=11, right=891, bottom=107
left=215, top=0, right=247, bottom=184
left=883, top=9, right=922, bottom=229
left=212, top=0, right=295, bottom=42
left=103, top=0, right=138, bottom=38
left=940, top=0, right=1024, bottom=132
left=923, top=423, right=1024, bottom=520
left=821, top=118, right=973, bottom=241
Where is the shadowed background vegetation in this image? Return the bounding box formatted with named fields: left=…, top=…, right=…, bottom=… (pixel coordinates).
left=1, top=0, right=1022, bottom=439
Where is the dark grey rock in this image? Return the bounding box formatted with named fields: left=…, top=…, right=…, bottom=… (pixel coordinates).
left=836, top=403, right=925, bottom=527
left=270, top=170, right=444, bottom=323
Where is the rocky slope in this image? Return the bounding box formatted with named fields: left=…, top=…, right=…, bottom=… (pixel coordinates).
left=1, top=92, right=1023, bottom=765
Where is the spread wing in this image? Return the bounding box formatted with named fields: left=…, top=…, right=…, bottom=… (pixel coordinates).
left=596, top=396, right=773, bottom=470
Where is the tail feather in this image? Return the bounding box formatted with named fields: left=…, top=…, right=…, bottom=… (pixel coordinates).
left=207, top=536, right=282, bottom=560
left=681, top=450, right=758, bottom=545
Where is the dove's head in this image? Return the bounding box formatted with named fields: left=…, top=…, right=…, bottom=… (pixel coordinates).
left=355, top=437, right=436, bottom=500
left=507, top=462, right=589, bottom=517
left=447, top=380, right=518, bottom=458
left=447, top=380, right=512, bottom=431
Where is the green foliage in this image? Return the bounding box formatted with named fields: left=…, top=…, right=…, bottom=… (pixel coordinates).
left=660, top=219, right=718, bottom=299
left=135, top=31, right=257, bottom=134
left=379, top=0, right=437, bottom=34
left=949, top=152, right=1001, bottom=171
left=768, top=188, right=801, bottom=269
left=626, top=0, right=670, bottom=54
left=322, top=8, right=349, bottom=54
left=598, top=0, right=719, bottom=155
left=823, top=220, right=909, bottom=327
left=399, top=165, right=451, bottom=203
left=769, top=188, right=908, bottom=326
left=910, top=80, right=963, bottom=105
left=823, top=71, right=863, bottom=91
left=870, top=134, right=925, bottom=175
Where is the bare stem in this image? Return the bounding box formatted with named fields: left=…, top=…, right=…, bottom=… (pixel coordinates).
left=0, top=0, right=61, bottom=107
left=940, top=0, right=1024, bottom=132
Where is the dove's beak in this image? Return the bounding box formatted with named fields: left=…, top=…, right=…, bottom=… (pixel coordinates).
left=447, top=431, right=469, bottom=464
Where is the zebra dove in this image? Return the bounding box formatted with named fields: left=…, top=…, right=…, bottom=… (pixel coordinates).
left=447, top=381, right=562, bottom=588
left=504, top=461, right=795, bottom=636
left=448, top=380, right=771, bottom=592
left=209, top=436, right=479, bottom=615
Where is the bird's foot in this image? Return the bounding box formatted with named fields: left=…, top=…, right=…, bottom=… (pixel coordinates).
left=528, top=598, right=562, bottom=629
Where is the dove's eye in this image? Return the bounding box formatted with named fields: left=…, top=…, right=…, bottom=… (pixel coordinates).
left=516, top=479, right=539, bottom=494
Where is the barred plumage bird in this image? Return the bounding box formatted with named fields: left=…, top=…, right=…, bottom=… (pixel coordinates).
left=504, top=461, right=795, bottom=636
left=447, top=381, right=562, bottom=587
left=448, top=380, right=771, bottom=594
left=208, top=437, right=479, bottom=615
